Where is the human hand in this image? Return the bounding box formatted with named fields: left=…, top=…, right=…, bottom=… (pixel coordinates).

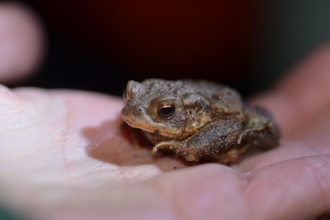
left=1, top=3, right=330, bottom=220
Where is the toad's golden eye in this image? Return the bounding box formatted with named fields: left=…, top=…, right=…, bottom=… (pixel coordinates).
left=158, top=104, right=176, bottom=118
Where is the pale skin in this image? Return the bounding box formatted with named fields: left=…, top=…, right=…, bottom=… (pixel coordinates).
left=1, top=2, right=330, bottom=220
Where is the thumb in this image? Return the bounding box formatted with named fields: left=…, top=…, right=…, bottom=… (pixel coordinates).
left=250, top=43, right=330, bottom=138
left=0, top=2, right=45, bottom=84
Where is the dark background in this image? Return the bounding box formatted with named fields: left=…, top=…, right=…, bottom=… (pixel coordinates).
left=21, top=0, right=253, bottom=95
left=10, top=1, right=330, bottom=97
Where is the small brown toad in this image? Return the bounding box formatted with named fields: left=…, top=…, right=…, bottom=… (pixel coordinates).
left=121, top=79, right=280, bottom=164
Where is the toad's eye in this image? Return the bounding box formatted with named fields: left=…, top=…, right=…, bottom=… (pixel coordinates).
left=123, top=89, right=127, bottom=102
left=158, top=104, right=176, bottom=118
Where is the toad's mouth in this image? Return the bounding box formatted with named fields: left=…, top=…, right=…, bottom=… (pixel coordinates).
left=122, top=117, right=140, bottom=129
left=121, top=115, right=181, bottom=138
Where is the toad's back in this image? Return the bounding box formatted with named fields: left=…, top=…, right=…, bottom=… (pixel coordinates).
left=141, top=79, right=244, bottom=118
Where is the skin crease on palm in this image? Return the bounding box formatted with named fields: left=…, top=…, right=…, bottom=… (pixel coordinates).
left=1, top=3, right=330, bottom=220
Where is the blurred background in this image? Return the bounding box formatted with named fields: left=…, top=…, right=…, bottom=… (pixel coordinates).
left=5, top=0, right=330, bottom=97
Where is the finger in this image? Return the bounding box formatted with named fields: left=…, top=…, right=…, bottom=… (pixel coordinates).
left=9, top=157, right=330, bottom=219
left=251, top=43, right=330, bottom=137
left=245, top=155, right=330, bottom=220
left=0, top=2, right=45, bottom=84
left=289, top=105, right=330, bottom=139
left=150, top=158, right=330, bottom=220
left=238, top=133, right=330, bottom=172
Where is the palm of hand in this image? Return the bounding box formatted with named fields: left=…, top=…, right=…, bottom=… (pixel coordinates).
left=1, top=62, right=330, bottom=219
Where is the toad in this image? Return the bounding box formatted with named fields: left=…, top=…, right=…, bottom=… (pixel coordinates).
left=121, top=79, right=280, bottom=164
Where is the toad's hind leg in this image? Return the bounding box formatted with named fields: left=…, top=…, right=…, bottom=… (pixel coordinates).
left=152, top=120, right=242, bottom=162
left=240, top=105, right=281, bottom=150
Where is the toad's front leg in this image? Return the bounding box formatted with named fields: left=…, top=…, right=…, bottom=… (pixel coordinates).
left=152, top=120, right=242, bottom=162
